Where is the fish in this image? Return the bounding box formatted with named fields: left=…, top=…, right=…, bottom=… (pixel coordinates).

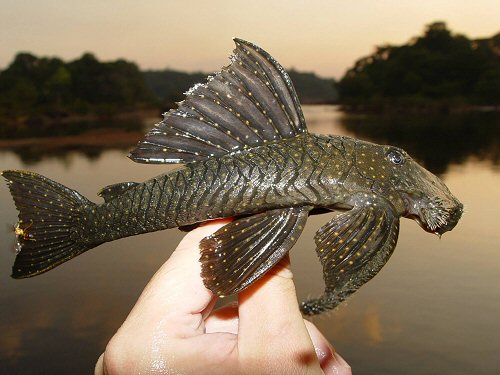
left=2, top=38, right=463, bottom=315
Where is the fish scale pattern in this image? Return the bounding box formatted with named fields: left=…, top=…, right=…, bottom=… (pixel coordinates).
left=89, top=134, right=352, bottom=243
left=3, top=37, right=462, bottom=309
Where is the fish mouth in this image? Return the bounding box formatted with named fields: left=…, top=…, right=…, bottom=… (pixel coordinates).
left=404, top=197, right=463, bottom=236
left=405, top=213, right=435, bottom=234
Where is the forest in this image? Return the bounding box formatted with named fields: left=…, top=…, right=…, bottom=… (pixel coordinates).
left=0, top=53, right=154, bottom=119
left=0, top=22, right=498, bottom=137
left=339, top=22, right=500, bottom=112
left=0, top=53, right=337, bottom=132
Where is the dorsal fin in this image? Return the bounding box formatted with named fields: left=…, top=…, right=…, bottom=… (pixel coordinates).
left=97, top=182, right=139, bottom=202
left=129, top=38, right=308, bottom=164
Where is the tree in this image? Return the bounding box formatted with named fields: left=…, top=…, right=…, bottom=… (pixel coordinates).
left=339, top=22, right=500, bottom=110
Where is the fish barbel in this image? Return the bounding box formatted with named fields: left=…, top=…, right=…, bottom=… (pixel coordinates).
left=3, top=38, right=462, bottom=314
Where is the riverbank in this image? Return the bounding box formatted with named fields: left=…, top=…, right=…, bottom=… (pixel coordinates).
left=0, top=108, right=162, bottom=139
left=340, top=102, right=500, bottom=114
left=0, top=128, right=145, bottom=155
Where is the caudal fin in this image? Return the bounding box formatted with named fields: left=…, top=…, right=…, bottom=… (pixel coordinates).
left=2, top=170, right=95, bottom=278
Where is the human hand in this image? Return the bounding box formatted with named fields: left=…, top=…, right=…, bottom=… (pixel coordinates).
left=95, top=219, right=352, bottom=375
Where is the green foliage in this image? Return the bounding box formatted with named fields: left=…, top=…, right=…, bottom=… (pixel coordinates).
left=474, top=66, right=500, bottom=104
left=0, top=53, right=154, bottom=120
left=143, top=69, right=338, bottom=108
left=0, top=48, right=339, bottom=138
left=0, top=51, right=339, bottom=131
left=339, top=22, right=500, bottom=111
left=68, top=55, right=154, bottom=109
left=143, top=70, right=206, bottom=109
left=287, top=70, right=338, bottom=104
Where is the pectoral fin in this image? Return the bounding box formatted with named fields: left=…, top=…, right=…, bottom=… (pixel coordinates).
left=200, top=207, right=309, bottom=297
left=301, top=205, right=400, bottom=315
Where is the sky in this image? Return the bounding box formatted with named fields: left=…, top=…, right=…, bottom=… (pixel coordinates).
left=1, top=0, right=499, bottom=79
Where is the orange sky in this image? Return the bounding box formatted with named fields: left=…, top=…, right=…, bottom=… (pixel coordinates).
left=1, top=0, right=499, bottom=79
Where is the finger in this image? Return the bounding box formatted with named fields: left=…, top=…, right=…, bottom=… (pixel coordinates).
left=94, top=353, right=104, bottom=375
left=205, top=302, right=239, bottom=334
left=304, top=320, right=352, bottom=375
left=331, top=352, right=352, bottom=375
left=101, top=220, right=239, bottom=374
left=126, top=219, right=231, bottom=332
left=237, top=254, right=321, bottom=370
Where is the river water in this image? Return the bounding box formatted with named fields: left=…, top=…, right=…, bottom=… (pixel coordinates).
left=1, top=106, right=499, bottom=374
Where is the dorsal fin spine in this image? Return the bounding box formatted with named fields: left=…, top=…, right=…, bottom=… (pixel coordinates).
left=234, top=47, right=297, bottom=138
left=233, top=38, right=306, bottom=133
left=129, top=38, right=308, bottom=165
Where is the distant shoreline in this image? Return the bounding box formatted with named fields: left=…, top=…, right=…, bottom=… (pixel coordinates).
left=0, top=128, right=144, bottom=151
left=0, top=107, right=163, bottom=141
left=0, top=107, right=161, bottom=127
left=339, top=103, right=500, bottom=114
left=2, top=103, right=500, bottom=150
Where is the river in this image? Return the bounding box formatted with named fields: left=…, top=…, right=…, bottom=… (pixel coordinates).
left=1, top=105, right=499, bottom=374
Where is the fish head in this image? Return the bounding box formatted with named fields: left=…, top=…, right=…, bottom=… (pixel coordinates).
left=353, top=140, right=463, bottom=235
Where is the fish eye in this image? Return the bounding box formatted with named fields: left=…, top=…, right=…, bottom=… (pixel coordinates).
left=386, top=150, right=405, bottom=165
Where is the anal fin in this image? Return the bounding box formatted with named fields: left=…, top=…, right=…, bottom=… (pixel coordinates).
left=200, top=207, right=310, bottom=297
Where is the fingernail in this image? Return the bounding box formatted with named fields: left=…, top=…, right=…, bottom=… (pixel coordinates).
left=319, top=348, right=352, bottom=375
left=331, top=351, right=352, bottom=374
left=315, top=346, right=332, bottom=364
left=333, top=351, right=350, bottom=367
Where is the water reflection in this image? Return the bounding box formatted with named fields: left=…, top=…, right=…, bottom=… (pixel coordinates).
left=8, top=146, right=108, bottom=165
left=3, top=107, right=499, bottom=175
left=1, top=106, right=499, bottom=374
left=1, top=129, right=144, bottom=165
left=363, top=305, right=384, bottom=345
left=339, top=111, right=500, bottom=174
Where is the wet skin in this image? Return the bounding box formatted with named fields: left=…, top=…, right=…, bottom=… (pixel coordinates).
left=3, top=38, right=462, bottom=315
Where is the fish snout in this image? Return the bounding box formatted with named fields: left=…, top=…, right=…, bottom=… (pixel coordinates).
left=435, top=201, right=463, bottom=235
left=403, top=193, right=463, bottom=235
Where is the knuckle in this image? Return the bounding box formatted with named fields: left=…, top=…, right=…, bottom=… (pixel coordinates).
left=102, top=335, right=135, bottom=374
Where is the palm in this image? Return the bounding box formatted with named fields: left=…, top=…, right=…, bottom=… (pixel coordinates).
left=97, top=221, right=350, bottom=375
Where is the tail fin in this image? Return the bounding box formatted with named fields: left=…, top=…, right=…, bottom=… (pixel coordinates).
left=2, top=170, right=96, bottom=278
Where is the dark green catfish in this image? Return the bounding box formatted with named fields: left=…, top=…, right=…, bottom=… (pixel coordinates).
left=3, top=39, right=462, bottom=314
